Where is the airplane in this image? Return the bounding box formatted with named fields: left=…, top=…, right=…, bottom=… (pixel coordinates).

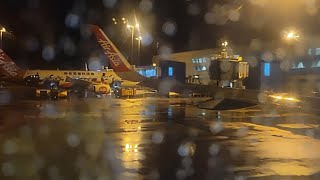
left=0, top=48, right=127, bottom=96
left=89, top=24, right=211, bottom=96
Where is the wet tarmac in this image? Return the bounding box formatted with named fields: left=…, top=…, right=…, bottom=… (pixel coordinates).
left=0, top=97, right=320, bottom=180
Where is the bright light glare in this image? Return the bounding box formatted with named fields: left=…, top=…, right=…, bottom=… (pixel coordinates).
left=222, top=41, right=228, bottom=47
left=269, top=94, right=300, bottom=102
left=0, top=27, right=6, bottom=32
left=287, top=32, right=299, bottom=39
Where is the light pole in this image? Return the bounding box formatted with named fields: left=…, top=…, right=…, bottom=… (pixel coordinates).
left=127, top=23, right=139, bottom=65
left=135, top=36, right=142, bottom=66
left=0, top=27, right=6, bottom=49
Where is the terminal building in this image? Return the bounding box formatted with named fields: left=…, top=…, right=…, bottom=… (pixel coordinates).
left=151, top=48, right=249, bottom=88
left=248, top=47, right=320, bottom=96
left=152, top=49, right=220, bottom=85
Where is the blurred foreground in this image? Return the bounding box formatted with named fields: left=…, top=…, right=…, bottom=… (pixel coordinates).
left=0, top=97, right=320, bottom=179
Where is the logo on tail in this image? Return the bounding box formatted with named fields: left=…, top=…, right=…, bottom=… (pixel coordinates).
left=0, top=49, right=18, bottom=77
left=98, top=39, right=121, bottom=67
left=89, top=25, right=132, bottom=72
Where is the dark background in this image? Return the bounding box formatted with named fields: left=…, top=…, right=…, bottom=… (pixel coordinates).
left=0, top=0, right=319, bottom=70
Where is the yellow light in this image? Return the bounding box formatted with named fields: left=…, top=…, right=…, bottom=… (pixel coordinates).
left=152, top=63, right=156, bottom=67
left=127, top=24, right=132, bottom=29
left=222, top=41, right=228, bottom=47
left=112, top=18, right=116, bottom=21
left=269, top=94, right=300, bottom=102
left=283, top=29, right=300, bottom=41
left=135, top=23, right=139, bottom=28
left=287, top=32, right=294, bottom=39
left=0, top=27, right=6, bottom=32
left=122, top=17, right=126, bottom=21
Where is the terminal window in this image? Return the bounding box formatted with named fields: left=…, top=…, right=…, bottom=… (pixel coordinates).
left=264, top=62, right=270, bottom=77
left=168, top=67, right=173, bottom=76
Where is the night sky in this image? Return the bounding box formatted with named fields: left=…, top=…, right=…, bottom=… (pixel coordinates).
left=0, top=0, right=320, bottom=70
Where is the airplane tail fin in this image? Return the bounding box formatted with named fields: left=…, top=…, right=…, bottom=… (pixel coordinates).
left=0, top=49, right=26, bottom=80
left=89, top=24, right=133, bottom=72
left=89, top=24, right=146, bottom=82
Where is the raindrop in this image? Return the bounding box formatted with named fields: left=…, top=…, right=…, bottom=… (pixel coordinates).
left=236, top=126, right=249, bottom=137
left=208, top=144, right=220, bottom=156
left=88, top=56, right=102, bottom=71
left=62, top=37, right=76, bottom=56
left=48, top=166, right=60, bottom=180
left=246, top=56, right=258, bottom=67
left=40, top=103, right=58, bottom=118
left=207, top=157, right=217, bottom=168
left=258, top=92, right=267, bottom=103
left=181, top=157, right=193, bottom=169
left=141, top=32, right=153, bottom=46
left=102, top=0, right=117, bottom=8
left=0, top=89, right=11, bottom=105
left=158, top=45, right=173, bottom=60
left=230, top=147, right=240, bottom=157
left=305, top=0, right=318, bottom=16
left=214, top=92, right=224, bottom=99
left=178, top=142, right=196, bottom=157
left=148, top=169, right=160, bottom=180
left=139, top=0, right=153, bottom=13
left=249, top=0, right=267, bottom=7
left=209, top=122, right=224, bottom=134
left=3, top=140, right=18, bottom=155
left=220, top=61, right=233, bottom=72
left=305, top=129, right=315, bottom=137
left=235, top=175, right=247, bottom=180
left=249, top=39, right=262, bottom=51
left=39, top=125, right=50, bottom=136
left=2, top=162, right=15, bottom=176
left=176, top=169, right=187, bottom=180
left=42, top=46, right=55, bottom=62
left=25, top=36, right=40, bottom=52
left=280, top=60, right=291, bottom=71
left=152, top=131, right=164, bottom=144
left=261, top=51, right=274, bottom=61
left=275, top=48, right=286, bottom=60
left=67, top=133, right=81, bottom=147
left=65, top=13, right=80, bottom=28
left=19, top=126, right=32, bottom=138
left=204, top=12, right=216, bottom=24
left=162, top=21, right=177, bottom=36
left=228, top=9, right=240, bottom=22
left=187, top=3, right=200, bottom=16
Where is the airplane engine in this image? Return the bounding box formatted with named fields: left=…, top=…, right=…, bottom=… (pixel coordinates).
left=93, top=84, right=111, bottom=94
left=24, top=75, right=40, bottom=87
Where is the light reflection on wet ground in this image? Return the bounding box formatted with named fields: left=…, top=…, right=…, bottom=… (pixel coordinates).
left=0, top=97, right=320, bottom=179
